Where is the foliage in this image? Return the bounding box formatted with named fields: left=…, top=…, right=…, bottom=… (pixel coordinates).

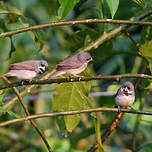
left=0, top=0, right=152, bottom=151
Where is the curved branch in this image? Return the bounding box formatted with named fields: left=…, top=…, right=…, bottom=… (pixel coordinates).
left=0, top=107, right=152, bottom=127
left=0, top=18, right=152, bottom=38
left=2, top=72, right=51, bottom=112
left=0, top=73, right=151, bottom=90
left=1, top=76, right=53, bottom=152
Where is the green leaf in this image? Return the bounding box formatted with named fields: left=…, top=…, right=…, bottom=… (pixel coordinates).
left=7, top=110, right=20, bottom=118
left=9, top=37, right=16, bottom=58
left=0, top=107, right=20, bottom=118
left=139, top=143, right=152, bottom=152
left=0, top=1, right=24, bottom=16
left=149, top=61, right=152, bottom=74
left=52, top=81, right=91, bottom=132
left=65, top=28, right=103, bottom=51
left=131, top=0, right=145, bottom=7
left=141, top=26, right=152, bottom=43
left=33, top=31, right=46, bottom=52
left=58, top=0, right=80, bottom=20
left=0, top=107, right=9, bottom=113
left=140, top=41, right=152, bottom=58
left=94, top=117, right=104, bottom=152
left=0, top=90, right=5, bottom=105
left=140, top=41, right=152, bottom=73
left=106, top=0, right=119, bottom=19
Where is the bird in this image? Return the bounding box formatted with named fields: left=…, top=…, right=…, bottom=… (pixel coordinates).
left=1, top=60, right=48, bottom=80
left=49, top=52, right=93, bottom=79
left=115, top=81, right=135, bottom=111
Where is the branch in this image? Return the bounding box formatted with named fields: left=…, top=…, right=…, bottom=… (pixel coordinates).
left=0, top=107, right=152, bottom=127
left=77, top=10, right=152, bottom=53
left=2, top=10, right=152, bottom=113
left=2, top=72, right=51, bottom=113
left=0, top=74, right=152, bottom=90
left=1, top=76, right=53, bottom=152
left=0, top=19, right=152, bottom=38
left=77, top=26, right=124, bottom=52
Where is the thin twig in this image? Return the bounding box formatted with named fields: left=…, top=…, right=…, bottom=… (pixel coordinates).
left=1, top=72, right=52, bottom=114
left=77, top=26, right=125, bottom=52
left=0, top=18, right=152, bottom=38
left=0, top=107, right=152, bottom=127
left=0, top=74, right=151, bottom=90
left=1, top=76, right=53, bottom=152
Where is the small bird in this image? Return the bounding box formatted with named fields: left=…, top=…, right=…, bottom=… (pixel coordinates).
left=1, top=60, right=48, bottom=80
left=115, top=81, right=135, bottom=111
left=49, top=52, right=93, bottom=78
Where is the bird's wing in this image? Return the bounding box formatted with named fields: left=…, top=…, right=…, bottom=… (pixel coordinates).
left=9, top=60, right=38, bottom=72
left=56, top=54, right=82, bottom=70
left=115, top=87, right=121, bottom=97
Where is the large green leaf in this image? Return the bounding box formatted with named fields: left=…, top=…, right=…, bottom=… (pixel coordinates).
left=106, top=0, right=119, bottom=19
left=52, top=80, right=91, bottom=132
left=33, top=31, right=46, bottom=52
left=139, top=143, right=152, bottom=152
left=58, top=0, right=80, bottom=20
left=140, top=41, right=152, bottom=58
left=140, top=40, right=152, bottom=73
left=141, top=26, right=152, bottom=44
left=0, top=1, right=23, bottom=16
left=65, top=28, right=103, bottom=52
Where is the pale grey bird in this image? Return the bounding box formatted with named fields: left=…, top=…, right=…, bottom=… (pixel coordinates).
left=2, top=60, right=48, bottom=80
left=49, top=52, right=93, bottom=78
left=115, top=81, right=135, bottom=111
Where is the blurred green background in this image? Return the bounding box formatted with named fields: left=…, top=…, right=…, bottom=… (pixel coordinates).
left=0, top=0, right=152, bottom=152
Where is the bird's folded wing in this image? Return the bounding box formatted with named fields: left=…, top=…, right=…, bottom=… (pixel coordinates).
left=56, top=64, right=81, bottom=70
left=9, top=60, right=37, bottom=71
left=56, top=55, right=82, bottom=70
left=115, top=87, right=121, bottom=97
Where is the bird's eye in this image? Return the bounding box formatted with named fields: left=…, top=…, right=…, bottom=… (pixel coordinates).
left=41, top=64, right=45, bottom=67
left=87, top=57, right=93, bottom=61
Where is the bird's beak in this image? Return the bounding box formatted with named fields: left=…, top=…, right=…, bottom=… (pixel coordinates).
left=124, top=87, right=129, bottom=92
left=90, top=57, right=93, bottom=62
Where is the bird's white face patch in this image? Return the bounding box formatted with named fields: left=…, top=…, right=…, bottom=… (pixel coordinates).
left=39, top=66, right=46, bottom=70
left=127, top=90, right=133, bottom=94
left=38, top=65, right=46, bottom=74
left=122, top=86, right=133, bottom=95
